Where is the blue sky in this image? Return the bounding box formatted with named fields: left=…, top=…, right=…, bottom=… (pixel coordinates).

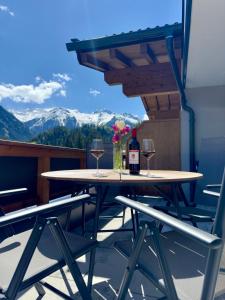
left=0, top=0, right=181, bottom=117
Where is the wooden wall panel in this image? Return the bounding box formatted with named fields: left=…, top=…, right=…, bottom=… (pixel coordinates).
left=136, top=120, right=181, bottom=171
left=128, top=119, right=181, bottom=196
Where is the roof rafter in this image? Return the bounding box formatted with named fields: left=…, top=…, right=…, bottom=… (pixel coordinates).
left=77, top=53, right=111, bottom=72
left=140, top=44, right=158, bottom=64
left=109, top=49, right=136, bottom=68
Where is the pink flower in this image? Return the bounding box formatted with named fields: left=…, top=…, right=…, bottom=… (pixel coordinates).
left=120, top=127, right=126, bottom=135
left=124, top=125, right=131, bottom=134
left=112, top=134, right=120, bottom=144
left=112, top=124, right=119, bottom=132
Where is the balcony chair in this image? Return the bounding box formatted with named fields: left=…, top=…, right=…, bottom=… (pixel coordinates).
left=113, top=168, right=225, bottom=300
left=153, top=138, right=225, bottom=227
left=0, top=192, right=98, bottom=300
left=152, top=176, right=223, bottom=228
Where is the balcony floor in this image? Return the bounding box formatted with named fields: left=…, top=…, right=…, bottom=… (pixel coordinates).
left=16, top=197, right=223, bottom=300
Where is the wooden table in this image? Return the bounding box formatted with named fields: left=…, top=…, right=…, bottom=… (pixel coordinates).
left=42, top=169, right=203, bottom=237
left=42, top=169, right=202, bottom=184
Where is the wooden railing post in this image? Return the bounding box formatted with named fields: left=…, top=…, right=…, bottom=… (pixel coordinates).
left=37, top=156, right=50, bottom=205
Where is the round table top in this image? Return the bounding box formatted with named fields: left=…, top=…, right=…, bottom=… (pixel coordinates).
left=41, top=169, right=203, bottom=184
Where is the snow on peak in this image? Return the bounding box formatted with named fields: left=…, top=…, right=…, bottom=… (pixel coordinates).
left=10, top=107, right=141, bottom=135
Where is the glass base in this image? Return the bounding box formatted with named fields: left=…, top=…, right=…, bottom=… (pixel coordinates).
left=146, top=173, right=154, bottom=178
left=145, top=173, right=161, bottom=178
left=92, top=171, right=107, bottom=178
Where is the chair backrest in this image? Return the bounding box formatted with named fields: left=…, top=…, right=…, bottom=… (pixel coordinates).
left=212, top=168, right=225, bottom=239
left=199, top=168, right=225, bottom=300
left=196, top=137, right=225, bottom=205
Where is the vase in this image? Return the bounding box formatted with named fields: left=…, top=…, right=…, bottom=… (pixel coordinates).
left=113, top=143, right=123, bottom=173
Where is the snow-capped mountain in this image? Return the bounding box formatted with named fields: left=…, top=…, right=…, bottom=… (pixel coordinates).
left=0, top=105, right=31, bottom=141
left=11, top=107, right=140, bottom=136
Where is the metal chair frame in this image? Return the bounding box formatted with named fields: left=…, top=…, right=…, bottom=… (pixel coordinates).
left=0, top=194, right=97, bottom=300
left=114, top=168, right=225, bottom=300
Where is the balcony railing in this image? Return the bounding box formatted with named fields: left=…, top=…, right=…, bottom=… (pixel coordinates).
left=0, top=139, right=86, bottom=212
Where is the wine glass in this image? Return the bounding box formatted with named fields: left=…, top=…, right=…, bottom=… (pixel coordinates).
left=90, top=139, right=104, bottom=177
left=142, top=139, right=155, bottom=177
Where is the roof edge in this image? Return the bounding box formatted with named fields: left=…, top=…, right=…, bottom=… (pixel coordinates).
left=66, top=23, right=182, bottom=53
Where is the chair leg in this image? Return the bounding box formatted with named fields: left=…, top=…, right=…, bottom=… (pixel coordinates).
left=117, top=224, right=148, bottom=300
left=87, top=248, right=97, bottom=293
left=82, top=202, right=86, bottom=236
left=135, top=210, right=139, bottom=228
left=49, top=219, right=92, bottom=300
left=60, top=268, right=74, bottom=297
left=122, top=206, right=126, bottom=226
left=40, top=281, right=73, bottom=300
left=34, top=282, right=46, bottom=297
left=130, top=209, right=137, bottom=237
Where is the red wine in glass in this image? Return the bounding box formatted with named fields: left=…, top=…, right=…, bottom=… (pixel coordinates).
left=90, top=139, right=104, bottom=177
left=142, top=150, right=155, bottom=160
left=142, top=139, right=155, bottom=177
left=90, top=149, right=104, bottom=159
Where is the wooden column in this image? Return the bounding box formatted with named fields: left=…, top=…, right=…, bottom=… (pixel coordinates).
left=80, top=156, right=86, bottom=169
left=37, top=156, right=50, bottom=205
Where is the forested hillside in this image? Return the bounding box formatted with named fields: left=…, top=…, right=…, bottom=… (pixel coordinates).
left=31, top=125, right=115, bottom=148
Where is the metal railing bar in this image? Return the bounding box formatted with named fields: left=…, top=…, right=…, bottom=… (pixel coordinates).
left=0, top=194, right=90, bottom=228
left=115, top=196, right=222, bottom=249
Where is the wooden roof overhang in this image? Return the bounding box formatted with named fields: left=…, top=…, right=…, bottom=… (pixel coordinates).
left=67, top=23, right=182, bottom=120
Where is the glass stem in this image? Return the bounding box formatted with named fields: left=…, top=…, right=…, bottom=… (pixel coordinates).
left=96, top=158, right=99, bottom=175
left=147, top=158, right=150, bottom=176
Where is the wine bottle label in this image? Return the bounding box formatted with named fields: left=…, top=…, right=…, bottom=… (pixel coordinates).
left=129, top=150, right=139, bottom=164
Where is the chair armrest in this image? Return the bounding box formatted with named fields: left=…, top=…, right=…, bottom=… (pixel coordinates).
left=115, top=196, right=222, bottom=249
left=0, top=194, right=90, bottom=228
left=206, top=184, right=221, bottom=189
left=0, top=188, right=28, bottom=198
left=203, top=189, right=220, bottom=197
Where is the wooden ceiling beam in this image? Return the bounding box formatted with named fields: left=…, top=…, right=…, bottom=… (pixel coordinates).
left=140, top=44, right=158, bottom=64
left=109, top=48, right=136, bottom=68
left=123, top=86, right=178, bottom=97
left=104, top=62, right=180, bottom=85
left=77, top=53, right=111, bottom=72
left=105, top=62, right=180, bottom=96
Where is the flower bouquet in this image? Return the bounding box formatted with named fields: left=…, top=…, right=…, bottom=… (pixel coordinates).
left=112, top=120, right=130, bottom=173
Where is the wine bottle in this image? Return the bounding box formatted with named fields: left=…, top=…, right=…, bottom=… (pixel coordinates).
left=129, top=128, right=140, bottom=175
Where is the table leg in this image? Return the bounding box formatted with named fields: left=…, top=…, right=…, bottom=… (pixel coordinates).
left=128, top=186, right=139, bottom=237
left=177, top=184, right=191, bottom=207
left=153, top=185, right=173, bottom=206
left=87, top=185, right=105, bottom=292
left=92, top=185, right=104, bottom=240
left=171, top=184, right=181, bottom=219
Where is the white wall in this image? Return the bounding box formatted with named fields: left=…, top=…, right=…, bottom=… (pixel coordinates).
left=185, top=85, right=225, bottom=161
left=181, top=85, right=225, bottom=166
left=181, top=85, right=225, bottom=204
left=186, top=0, right=225, bottom=88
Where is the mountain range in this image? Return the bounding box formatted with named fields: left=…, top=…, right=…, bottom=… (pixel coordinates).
left=11, top=107, right=140, bottom=136
left=0, top=106, right=141, bottom=141
left=0, top=106, right=31, bottom=141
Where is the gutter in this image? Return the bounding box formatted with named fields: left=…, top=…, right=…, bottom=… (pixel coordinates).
left=166, top=35, right=196, bottom=173
left=182, top=0, right=193, bottom=87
